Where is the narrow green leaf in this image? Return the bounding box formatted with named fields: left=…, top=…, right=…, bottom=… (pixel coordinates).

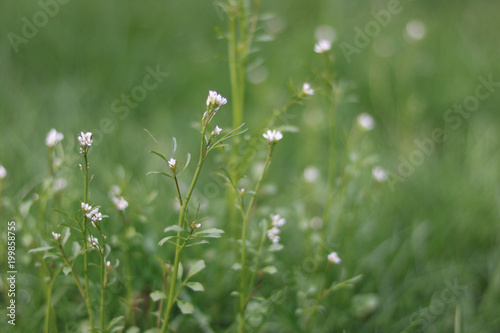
left=186, top=260, right=206, bottom=279
left=262, top=266, right=278, bottom=274
left=72, top=241, right=81, bottom=258
left=196, top=228, right=225, bottom=235
left=147, top=171, right=173, bottom=179
left=150, top=290, right=167, bottom=302
left=144, top=129, right=168, bottom=158
left=158, top=236, right=175, bottom=246
left=28, top=246, right=54, bottom=253
left=172, top=137, right=177, bottom=155
left=185, top=281, right=204, bottom=292
left=185, top=240, right=210, bottom=247
left=62, top=266, right=72, bottom=276
left=164, top=225, right=184, bottom=233
left=149, top=150, right=169, bottom=164
left=106, top=315, right=125, bottom=331
left=177, top=300, right=194, bottom=314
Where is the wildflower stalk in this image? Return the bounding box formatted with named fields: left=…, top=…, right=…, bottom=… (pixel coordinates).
left=43, top=266, right=61, bottom=333
left=243, top=219, right=267, bottom=309
left=81, top=152, right=95, bottom=329
left=160, top=125, right=208, bottom=333
left=238, top=144, right=274, bottom=332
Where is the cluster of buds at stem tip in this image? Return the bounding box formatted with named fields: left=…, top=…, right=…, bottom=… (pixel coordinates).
left=302, top=83, right=315, bottom=97
left=203, top=90, right=227, bottom=126
left=263, top=129, right=283, bottom=144
left=88, top=235, right=101, bottom=251
left=78, top=131, right=93, bottom=154
left=168, top=158, right=176, bottom=171
left=45, top=128, right=64, bottom=147
left=52, top=232, right=61, bottom=242
left=190, top=221, right=202, bottom=230
left=328, top=252, right=341, bottom=264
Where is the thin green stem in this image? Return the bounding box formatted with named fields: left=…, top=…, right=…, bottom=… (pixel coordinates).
left=100, top=251, right=105, bottom=331
left=238, top=145, right=274, bottom=332
left=44, top=278, right=54, bottom=333
left=305, top=263, right=331, bottom=331
left=160, top=126, right=208, bottom=333
left=82, top=153, right=94, bottom=329
left=243, top=220, right=266, bottom=308
left=228, top=4, right=242, bottom=129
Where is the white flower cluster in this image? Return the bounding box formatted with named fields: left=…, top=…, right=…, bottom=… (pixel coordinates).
left=52, top=231, right=61, bottom=241
left=328, top=251, right=341, bottom=264
left=263, top=129, right=283, bottom=144
left=267, top=214, right=286, bottom=244
left=372, top=166, right=388, bottom=183
left=357, top=113, right=375, bottom=131
left=46, top=128, right=64, bottom=147
left=0, top=165, right=6, bottom=179
left=82, top=202, right=104, bottom=227
left=88, top=235, right=100, bottom=250
left=109, top=186, right=129, bottom=211
left=78, top=131, right=93, bottom=153
left=314, top=39, right=332, bottom=53
left=168, top=158, right=176, bottom=169
left=206, top=90, right=227, bottom=108
left=302, top=83, right=314, bottom=96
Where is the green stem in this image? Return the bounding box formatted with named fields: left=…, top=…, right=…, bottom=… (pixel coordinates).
left=100, top=250, right=105, bottom=331
left=238, top=145, right=274, bottom=332
left=228, top=4, right=242, bottom=129
left=82, top=153, right=94, bottom=329
left=243, top=219, right=266, bottom=308
left=44, top=278, right=54, bottom=333
left=305, top=263, right=331, bottom=331
left=160, top=127, right=208, bottom=333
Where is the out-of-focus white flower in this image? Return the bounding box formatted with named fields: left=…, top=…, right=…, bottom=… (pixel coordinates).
left=270, top=214, right=286, bottom=227
left=314, top=25, right=337, bottom=45
left=0, top=165, right=6, bottom=179
left=372, top=166, right=388, bottom=182
left=86, top=207, right=103, bottom=223
left=106, top=261, right=111, bottom=269
left=302, top=83, right=314, bottom=96
left=53, top=158, right=62, bottom=169
left=112, top=196, right=128, bottom=211
left=328, top=252, right=341, bottom=264
left=267, top=227, right=281, bottom=244
left=46, top=129, right=64, bottom=147
left=314, top=39, right=332, bottom=53
left=53, top=178, right=67, bottom=191
left=263, top=129, right=283, bottom=144
left=110, top=185, right=121, bottom=197
left=303, top=166, right=320, bottom=183
left=168, top=158, right=176, bottom=169
left=191, top=222, right=202, bottom=229
left=212, top=125, right=222, bottom=136
left=81, top=202, right=92, bottom=212
left=405, top=20, right=426, bottom=41
left=357, top=113, right=375, bottom=131
left=52, top=232, right=61, bottom=241
left=310, top=216, right=323, bottom=230
left=206, top=90, right=227, bottom=107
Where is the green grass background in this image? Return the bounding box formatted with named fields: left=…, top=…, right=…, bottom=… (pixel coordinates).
left=1, top=0, right=500, bottom=332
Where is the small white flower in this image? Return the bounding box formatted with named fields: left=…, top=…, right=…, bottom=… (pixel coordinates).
left=212, top=125, right=222, bottom=136
left=270, top=214, right=286, bottom=227
left=86, top=207, right=103, bottom=223
left=206, top=90, right=227, bottom=107
left=267, top=227, right=281, bottom=244
left=112, top=196, right=128, bottom=211
left=88, top=235, right=100, bottom=250
left=310, top=216, right=323, bottom=230
left=45, top=129, right=64, bottom=147
left=53, top=178, right=67, bottom=191
left=302, top=83, right=314, bottom=96
left=106, top=261, right=111, bottom=269
left=263, top=129, right=283, bottom=144
left=0, top=165, right=6, bottom=179
left=328, top=252, right=341, bottom=264
left=168, top=158, right=176, bottom=169
left=81, top=202, right=92, bottom=212
left=52, top=232, right=61, bottom=241
left=78, top=132, right=93, bottom=149
left=314, top=39, right=332, bottom=53
left=405, top=20, right=426, bottom=41
left=357, top=113, right=375, bottom=131
left=303, top=166, right=320, bottom=183
left=372, top=166, right=388, bottom=183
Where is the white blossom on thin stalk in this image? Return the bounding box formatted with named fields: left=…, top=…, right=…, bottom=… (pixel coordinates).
left=86, top=208, right=103, bottom=228
left=45, top=128, right=64, bottom=147
left=302, top=83, right=314, bottom=96
left=314, top=39, right=332, bottom=53
left=106, top=261, right=111, bottom=269
left=357, top=113, right=375, bottom=131
left=168, top=158, right=176, bottom=170
left=270, top=214, right=286, bottom=227
left=206, top=90, right=227, bottom=108
left=112, top=196, right=128, bottom=211
left=78, top=131, right=93, bottom=153
left=372, top=166, right=388, bottom=182
left=267, top=227, right=281, bottom=244
left=53, top=178, right=67, bottom=191
left=88, top=235, right=100, bottom=250
left=0, top=165, right=6, bottom=179
left=212, top=125, right=222, bottom=136
left=328, top=252, right=341, bottom=264
left=81, top=202, right=92, bottom=212
left=52, top=232, right=61, bottom=241
left=263, top=129, right=283, bottom=144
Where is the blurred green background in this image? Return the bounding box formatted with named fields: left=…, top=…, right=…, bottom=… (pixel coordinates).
left=1, top=0, right=500, bottom=332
